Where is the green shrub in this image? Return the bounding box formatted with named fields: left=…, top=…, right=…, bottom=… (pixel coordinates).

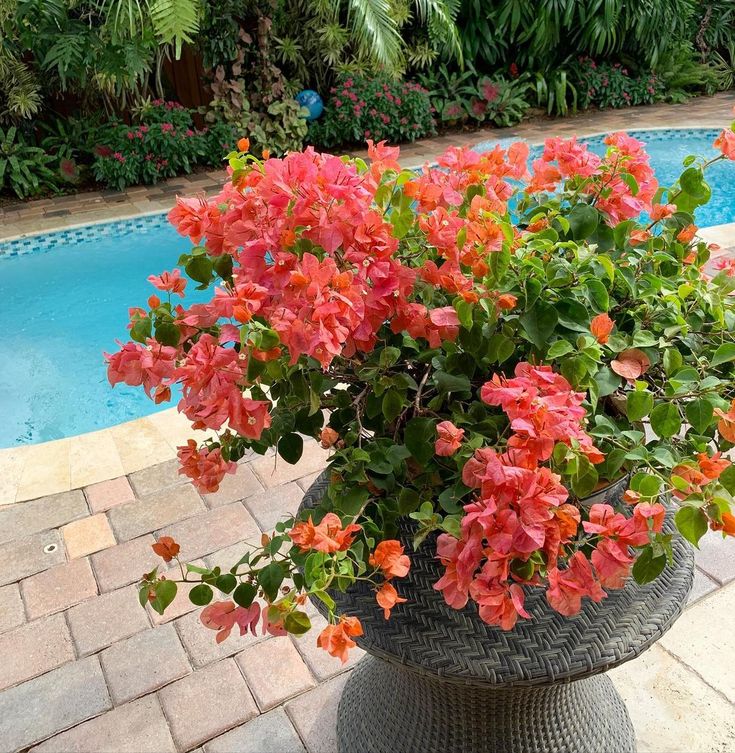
left=0, top=126, right=59, bottom=199
left=572, top=59, right=664, bottom=110
left=309, top=75, right=434, bottom=149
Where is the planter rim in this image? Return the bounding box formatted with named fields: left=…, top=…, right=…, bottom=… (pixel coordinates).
left=301, top=471, right=693, bottom=688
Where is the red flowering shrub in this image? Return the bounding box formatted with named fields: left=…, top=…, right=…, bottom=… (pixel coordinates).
left=309, top=74, right=434, bottom=149
left=112, top=115, right=735, bottom=662
left=572, top=58, right=664, bottom=110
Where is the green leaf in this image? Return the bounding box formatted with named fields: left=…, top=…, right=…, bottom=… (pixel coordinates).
left=404, top=417, right=436, bottom=465
left=632, top=546, right=667, bottom=585
left=711, top=343, right=735, bottom=367
left=284, top=610, right=312, bottom=635
left=215, top=574, right=237, bottom=594
left=488, top=245, right=511, bottom=283
left=567, top=203, right=599, bottom=240
left=719, top=464, right=735, bottom=494
left=433, top=371, right=471, bottom=394
left=278, top=433, right=304, bottom=464
left=185, top=255, right=213, bottom=284
left=685, top=399, right=714, bottom=434
left=379, top=347, right=401, bottom=368
left=675, top=506, right=708, bottom=548
left=585, top=279, right=609, bottom=312
left=189, top=583, right=213, bottom=606
left=547, top=340, right=574, bottom=358
left=130, top=316, right=152, bottom=343
left=339, top=486, right=370, bottom=516
left=382, top=389, right=403, bottom=422
left=520, top=301, right=558, bottom=350
left=233, top=582, right=257, bottom=608
left=649, top=403, right=681, bottom=438
left=571, top=457, right=598, bottom=498
left=626, top=391, right=653, bottom=422
left=663, top=348, right=683, bottom=375
left=258, top=562, right=285, bottom=602
left=149, top=579, right=177, bottom=615
left=155, top=321, right=180, bottom=347
left=397, top=487, right=421, bottom=514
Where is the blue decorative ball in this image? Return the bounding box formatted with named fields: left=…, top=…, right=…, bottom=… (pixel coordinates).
left=295, top=89, right=324, bottom=121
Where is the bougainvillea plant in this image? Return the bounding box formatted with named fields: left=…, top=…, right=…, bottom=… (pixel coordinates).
left=108, top=116, right=735, bottom=662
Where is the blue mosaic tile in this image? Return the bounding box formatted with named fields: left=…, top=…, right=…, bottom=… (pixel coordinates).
left=0, top=211, right=169, bottom=258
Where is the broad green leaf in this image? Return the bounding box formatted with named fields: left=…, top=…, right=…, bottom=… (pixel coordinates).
left=649, top=403, right=681, bottom=438
left=188, top=583, right=213, bottom=606
left=632, top=546, right=667, bottom=584
left=404, top=417, right=436, bottom=465
left=520, top=301, right=558, bottom=349
left=685, top=399, right=714, bottom=434
left=284, top=610, right=311, bottom=635
left=626, top=391, right=653, bottom=422
left=278, top=433, right=304, bottom=464
left=711, top=343, right=735, bottom=367
left=567, top=203, right=599, bottom=240
left=675, top=506, right=708, bottom=548
left=258, top=562, right=285, bottom=602
left=233, top=582, right=257, bottom=608
left=382, top=389, right=403, bottom=422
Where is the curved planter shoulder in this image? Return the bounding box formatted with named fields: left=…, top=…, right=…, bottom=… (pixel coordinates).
left=299, top=472, right=694, bottom=753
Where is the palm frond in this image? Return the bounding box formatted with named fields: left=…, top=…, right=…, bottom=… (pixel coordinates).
left=149, top=0, right=200, bottom=58
left=345, top=0, right=402, bottom=69
left=414, top=0, right=462, bottom=64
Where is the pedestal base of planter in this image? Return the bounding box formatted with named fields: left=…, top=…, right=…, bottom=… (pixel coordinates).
left=337, top=656, right=636, bottom=753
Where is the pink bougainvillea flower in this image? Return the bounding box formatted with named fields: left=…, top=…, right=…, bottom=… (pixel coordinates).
left=610, top=349, right=651, bottom=381
left=319, top=427, right=340, bottom=448
left=375, top=582, right=407, bottom=619
left=147, top=268, right=187, bottom=297
left=715, top=399, right=735, bottom=442
left=650, top=203, right=676, bottom=221
left=177, top=440, right=237, bottom=493
left=435, top=420, right=465, bottom=456
left=200, top=600, right=261, bottom=643
left=151, top=536, right=180, bottom=562
left=369, top=540, right=410, bottom=579
left=677, top=224, right=698, bottom=244
left=590, top=313, right=614, bottom=344
left=714, top=128, right=735, bottom=160
left=546, top=551, right=606, bottom=616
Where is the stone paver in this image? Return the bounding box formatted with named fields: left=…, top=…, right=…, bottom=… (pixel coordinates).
left=62, top=513, right=117, bottom=559
left=128, top=459, right=186, bottom=497
left=285, top=672, right=349, bottom=753
left=250, top=441, right=329, bottom=488
left=610, top=645, right=735, bottom=753
left=290, top=613, right=365, bottom=682
left=0, top=490, right=87, bottom=544
left=0, top=656, right=111, bottom=753
left=85, top=477, right=135, bottom=513
left=159, top=658, right=258, bottom=751
left=175, top=608, right=266, bottom=668
left=243, top=482, right=304, bottom=532
left=67, top=586, right=150, bottom=656
left=660, top=581, right=735, bottom=704
left=100, top=624, right=191, bottom=705
left=0, top=612, right=75, bottom=691
left=689, top=567, right=719, bottom=604
left=693, top=533, right=735, bottom=585
left=91, top=535, right=157, bottom=592
left=21, top=558, right=98, bottom=619
left=108, top=484, right=205, bottom=541
left=237, top=637, right=316, bottom=711
left=157, top=503, right=260, bottom=561
left=204, top=707, right=306, bottom=753
left=30, top=695, right=176, bottom=753
left=0, top=584, right=25, bottom=634
left=0, top=530, right=66, bottom=585
left=202, top=464, right=264, bottom=508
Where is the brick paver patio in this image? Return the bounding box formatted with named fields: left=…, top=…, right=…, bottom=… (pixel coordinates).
left=0, top=440, right=734, bottom=753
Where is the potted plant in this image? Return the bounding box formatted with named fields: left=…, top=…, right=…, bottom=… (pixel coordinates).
left=108, top=121, right=735, bottom=751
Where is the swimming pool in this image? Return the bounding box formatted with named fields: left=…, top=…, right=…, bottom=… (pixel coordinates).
left=1, top=127, right=733, bottom=447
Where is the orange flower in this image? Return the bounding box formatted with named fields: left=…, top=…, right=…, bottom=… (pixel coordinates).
left=697, top=451, right=730, bottom=480
left=650, top=203, right=675, bottom=221
left=152, top=536, right=180, bottom=562
left=148, top=294, right=161, bottom=309
left=435, top=420, right=464, bottom=457
left=629, top=230, right=650, bottom=246
left=677, top=224, right=697, bottom=244
left=320, top=427, right=340, bottom=449
left=317, top=616, right=363, bottom=663
left=715, top=399, right=735, bottom=442
left=622, top=490, right=641, bottom=505
left=369, top=540, right=410, bottom=579
left=237, top=137, right=250, bottom=153
left=497, top=293, right=517, bottom=311
left=262, top=148, right=271, bottom=159
left=288, top=513, right=361, bottom=554
left=671, top=463, right=709, bottom=500
left=526, top=218, right=549, bottom=233
left=590, top=313, right=614, bottom=344
left=375, top=582, right=407, bottom=619
left=610, top=348, right=651, bottom=382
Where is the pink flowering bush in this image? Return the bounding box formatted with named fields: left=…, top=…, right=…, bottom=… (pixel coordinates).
left=109, top=113, right=735, bottom=662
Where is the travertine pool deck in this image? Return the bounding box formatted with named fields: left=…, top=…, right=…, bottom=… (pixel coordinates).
left=1, top=94, right=735, bottom=752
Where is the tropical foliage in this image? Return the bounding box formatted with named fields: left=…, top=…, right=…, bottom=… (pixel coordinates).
left=108, top=119, right=735, bottom=660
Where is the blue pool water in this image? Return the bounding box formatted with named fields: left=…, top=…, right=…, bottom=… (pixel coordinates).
left=1, top=128, right=734, bottom=447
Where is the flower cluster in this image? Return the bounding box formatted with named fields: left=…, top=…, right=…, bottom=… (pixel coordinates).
left=113, top=118, right=735, bottom=664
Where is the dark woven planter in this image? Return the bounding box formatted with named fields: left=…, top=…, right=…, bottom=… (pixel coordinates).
left=300, top=473, right=694, bottom=753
